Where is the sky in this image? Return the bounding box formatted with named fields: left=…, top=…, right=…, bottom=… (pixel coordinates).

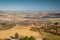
left=0, top=0, right=60, bottom=11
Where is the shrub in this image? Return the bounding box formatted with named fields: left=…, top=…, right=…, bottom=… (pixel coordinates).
left=22, top=36, right=35, bottom=40
left=22, top=36, right=29, bottom=40
left=29, top=36, right=35, bottom=40
left=14, top=33, right=19, bottom=39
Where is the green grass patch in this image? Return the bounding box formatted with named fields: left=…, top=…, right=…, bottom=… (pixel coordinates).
left=50, top=20, right=60, bottom=23
left=44, top=33, right=60, bottom=40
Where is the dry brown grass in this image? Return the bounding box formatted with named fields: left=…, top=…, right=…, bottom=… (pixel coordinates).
left=0, top=25, right=41, bottom=39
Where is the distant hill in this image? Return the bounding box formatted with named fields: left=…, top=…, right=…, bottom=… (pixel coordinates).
left=0, top=10, right=60, bottom=19
left=34, top=13, right=60, bottom=18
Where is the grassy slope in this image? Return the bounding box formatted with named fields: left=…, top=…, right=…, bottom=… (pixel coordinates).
left=44, top=33, right=60, bottom=40
left=0, top=25, right=41, bottom=39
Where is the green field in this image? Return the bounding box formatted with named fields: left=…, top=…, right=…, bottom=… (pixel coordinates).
left=50, top=20, right=60, bottom=23
left=44, top=33, right=60, bottom=40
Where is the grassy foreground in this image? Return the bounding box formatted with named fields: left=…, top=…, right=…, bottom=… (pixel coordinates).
left=43, top=33, right=60, bottom=40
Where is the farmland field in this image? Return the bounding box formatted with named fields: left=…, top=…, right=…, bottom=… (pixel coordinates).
left=0, top=11, right=60, bottom=40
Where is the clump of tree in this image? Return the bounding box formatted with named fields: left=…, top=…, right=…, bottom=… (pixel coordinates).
left=10, top=33, right=19, bottom=39
left=9, top=33, right=35, bottom=40
left=30, top=26, right=44, bottom=40
left=22, top=36, right=35, bottom=40
left=0, top=21, right=16, bottom=30
left=41, top=22, right=60, bottom=35
left=30, top=22, right=60, bottom=40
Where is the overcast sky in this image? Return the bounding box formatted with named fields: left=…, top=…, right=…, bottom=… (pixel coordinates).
left=0, top=0, right=60, bottom=11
